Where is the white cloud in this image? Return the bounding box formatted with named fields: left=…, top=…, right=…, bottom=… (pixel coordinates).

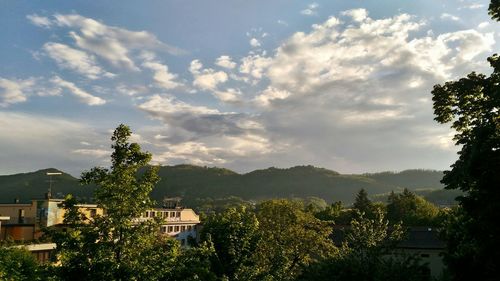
left=341, top=9, right=368, bottom=22
left=72, top=148, right=110, bottom=158
left=213, top=88, right=243, bottom=104
left=141, top=52, right=182, bottom=89
left=43, top=42, right=114, bottom=79
left=26, top=14, right=52, bottom=28
left=440, top=13, right=460, bottom=21
left=189, top=59, right=228, bottom=90
left=215, top=56, right=237, bottom=69
left=239, top=54, right=272, bottom=80
left=478, top=21, right=490, bottom=29
left=42, top=14, right=185, bottom=71
left=301, top=3, right=319, bottom=16
left=460, top=3, right=485, bottom=10
left=51, top=76, right=106, bottom=105
left=249, top=38, right=261, bottom=47
left=254, top=87, right=291, bottom=107
left=0, top=78, right=34, bottom=107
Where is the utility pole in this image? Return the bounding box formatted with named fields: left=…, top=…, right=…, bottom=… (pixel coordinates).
left=46, top=172, right=62, bottom=199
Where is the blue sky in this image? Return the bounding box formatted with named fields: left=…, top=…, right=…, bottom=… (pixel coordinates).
left=0, top=0, right=498, bottom=176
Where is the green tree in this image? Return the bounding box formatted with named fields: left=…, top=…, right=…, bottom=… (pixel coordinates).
left=489, top=0, right=500, bottom=21
left=50, top=124, right=178, bottom=281
left=353, top=189, right=376, bottom=218
left=0, top=246, right=42, bottom=281
left=386, top=189, right=440, bottom=226
left=298, top=209, right=428, bottom=281
left=250, top=199, right=337, bottom=281
left=200, top=206, right=260, bottom=280
left=432, top=54, right=500, bottom=280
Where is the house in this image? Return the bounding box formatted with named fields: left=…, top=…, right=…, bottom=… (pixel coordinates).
left=136, top=198, right=201, bottom=246
left=0, top=194, right=102, bottom=241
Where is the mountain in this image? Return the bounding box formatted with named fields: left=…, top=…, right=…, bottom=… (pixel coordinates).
left=0, top=168, right=94, bottom=203
left=0, top=165, right=448, bottom=205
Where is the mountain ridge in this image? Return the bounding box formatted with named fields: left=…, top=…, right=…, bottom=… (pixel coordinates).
left=0, top=165, right=446, bottom=205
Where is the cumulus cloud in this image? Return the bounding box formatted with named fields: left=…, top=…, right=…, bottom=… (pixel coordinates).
left=254, top=87, right=291, bottom=107
left=215, top=55, right=237, bottom=69
left=249, top=38, right=261, bottom=48
left=51, top=76, right=106, bottom=105
left=190, top=59, right=228, bottom=90
left=213, top=88, right=243, bottom=104
left=43, top=42, right=114, bottom=79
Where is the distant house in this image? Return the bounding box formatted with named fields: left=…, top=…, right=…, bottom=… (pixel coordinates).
left=395, top=227, right=446, bottom=279
left=136, top=198, right=201, bottom=246
left=332, top=225, right=446, bottom=279
left=0, top=195, right=102, bottom=241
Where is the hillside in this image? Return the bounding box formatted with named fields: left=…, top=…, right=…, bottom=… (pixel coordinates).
left=0, top=165, right=449, bottom=205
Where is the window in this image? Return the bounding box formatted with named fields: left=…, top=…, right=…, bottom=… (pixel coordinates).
left=151, top=211, right=156, bottom=217
left=144, top=212, right=149, bottom=218
left=176, top=211, right=181, bottom=217
left=168, top=226, right=173, bottom=232
left=181, top=226, right=186, bottom=232
left=170, top=212, right=175, bottom=217
left=18, top=209, right=25, bottom=223
left=89, top=209, right=97, bottom=218
left=162, top=226, right=167, bottom=233
left=175, top=226, right=180, bottom=232
left=187, top=225, right=192, bottom=231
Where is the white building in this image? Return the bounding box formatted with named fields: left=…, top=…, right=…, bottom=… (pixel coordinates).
left=137, top=207, right=200, bottom=246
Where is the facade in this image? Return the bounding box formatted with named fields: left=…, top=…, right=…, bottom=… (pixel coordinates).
left=0, top=197, right=102, bottom=241
left=137, top=207, right=201, bottom=246
left=0, top=196, right=201, bottom=246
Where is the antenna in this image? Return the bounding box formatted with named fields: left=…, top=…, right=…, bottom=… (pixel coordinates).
left=46, top=172, right=62, bottom=199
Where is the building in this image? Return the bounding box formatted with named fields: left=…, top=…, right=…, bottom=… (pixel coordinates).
left=136, top=204, right=201, bottom=246
left=0, top=195, right=103, bottom=241
left=0, top=195, right=201, bottom=246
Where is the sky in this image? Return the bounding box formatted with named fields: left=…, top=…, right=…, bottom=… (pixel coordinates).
left=0, top=0, right=498, bottom=176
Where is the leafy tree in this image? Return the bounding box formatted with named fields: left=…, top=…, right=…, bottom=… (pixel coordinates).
left=298, top=209, right=428, bottom=281
left=0, top=246, right=42, bottom=281
left=489, top=0, right=500, bottom=21
left=432, top=54, right=500, bottom=280
left=250, top=199, right=337, bottom=281
left=50, top=124, right=178, bottom=281
left=314, top=201, right=353, bottom=225
left=200, top=206, right=260, bottom=280
left=386, top=189, right=440, bottom=226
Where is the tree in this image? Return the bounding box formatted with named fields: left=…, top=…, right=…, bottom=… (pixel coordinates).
left=0, top=246, right=42, bottom=281
left=386, top=189, right=440, bottom=226
left=200, top=206, right=260, bottom=280
left=297, top=209, right=428, bottom=281
left=489, top=0, right=500, bottom=21
left=353, top=189, right=375, bottom=218
left=250, top=199, right=337, bottom=281
left=432, top=54, right=500, bottom=280
left=50, top=124, right=178, bottom=281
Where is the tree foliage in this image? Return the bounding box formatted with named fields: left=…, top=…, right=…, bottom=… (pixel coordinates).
left=0, top=246, right=42, bottom=281
left=298, top=209, right=428, bottom=281
left=432, top=53, right=500, bottom=280
left=200, top=206, right=260, bottom=280
left=49, top=124, right=180, bottom=281
left=386, top=189, right=440, bottom=226
left=250, top=200, right=337, bottom=281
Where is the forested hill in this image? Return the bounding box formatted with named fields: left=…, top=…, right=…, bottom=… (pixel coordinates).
left=0, top=165, right=445, bottom=204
